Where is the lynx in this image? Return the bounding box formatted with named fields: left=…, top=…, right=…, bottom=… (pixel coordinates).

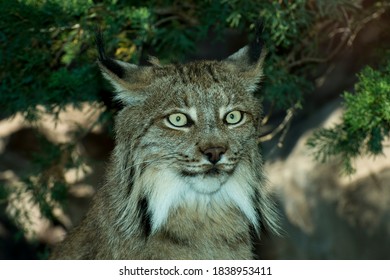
left=50, top=26, right=279, bottom=259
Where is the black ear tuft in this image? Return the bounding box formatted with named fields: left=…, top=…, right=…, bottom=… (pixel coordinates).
left=95, top=28, right=125, bottom=79
left=248, top=21, right=264, bottom=64
left=95, top=27, right=107, bottom=61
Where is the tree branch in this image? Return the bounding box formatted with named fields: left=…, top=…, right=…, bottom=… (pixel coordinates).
left=258, top=105, right=296, bottom=143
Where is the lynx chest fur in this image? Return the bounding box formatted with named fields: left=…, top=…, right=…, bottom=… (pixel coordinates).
left=50, top=29, right=278, bottom=260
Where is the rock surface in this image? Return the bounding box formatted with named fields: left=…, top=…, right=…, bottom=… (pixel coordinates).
left=262, top=100, right=390, bottom=259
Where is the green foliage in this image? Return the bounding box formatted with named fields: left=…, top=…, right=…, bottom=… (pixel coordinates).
left=1, top=0, right=389, bottom=253
left=0, top=0, right=99, bottom=120
left=308, top=60, right=390, bottom=174
left=260, top=0, right=310, bottom=48
left=0, top=180, right=8, bottom=197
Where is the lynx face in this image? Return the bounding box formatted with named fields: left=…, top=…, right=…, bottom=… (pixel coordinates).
left=97, top=32, right=278, bottom=237
left=109, top=61, right=264, bottom=233
left=131, top=65, right=262, bottom=196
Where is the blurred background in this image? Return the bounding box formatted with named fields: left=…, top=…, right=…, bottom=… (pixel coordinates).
left=0, top=0, right=389, bottom=259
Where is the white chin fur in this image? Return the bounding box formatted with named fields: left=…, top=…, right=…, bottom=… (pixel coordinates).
left=186, top=174, right=228, bottom=194
left=139, top=166, right=258, bottom=234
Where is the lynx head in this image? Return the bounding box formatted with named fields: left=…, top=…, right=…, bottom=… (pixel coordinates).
left=96, top=27, right=279, bottom=237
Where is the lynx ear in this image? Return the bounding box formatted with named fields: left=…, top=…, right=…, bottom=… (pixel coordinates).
left=96, top=31, right=152, bottom=105
left=224, top=23, right=266, bottom=93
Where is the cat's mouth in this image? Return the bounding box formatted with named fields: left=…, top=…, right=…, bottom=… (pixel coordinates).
left=177, top=164, right=238, bottom=194
left=204, top=167, right=221, bottom=176
left=180, top=164, right=235, bottom=178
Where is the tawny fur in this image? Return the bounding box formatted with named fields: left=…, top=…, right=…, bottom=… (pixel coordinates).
left=50, top=29, right=279, bottom=260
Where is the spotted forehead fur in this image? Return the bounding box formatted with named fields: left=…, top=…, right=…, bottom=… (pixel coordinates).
left=141, top=61, right=260, bottom=114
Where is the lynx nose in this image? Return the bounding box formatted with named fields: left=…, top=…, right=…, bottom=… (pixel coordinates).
left=202, top=146, right=226, bottom=164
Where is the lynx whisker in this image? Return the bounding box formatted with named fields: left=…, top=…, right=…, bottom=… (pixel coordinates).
left=112, top=153, right=179, bottom=182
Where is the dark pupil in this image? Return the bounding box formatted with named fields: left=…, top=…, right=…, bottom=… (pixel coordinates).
left=176, top=116, right=181, bottom=122
left=230, top=114, right=235, bottom=119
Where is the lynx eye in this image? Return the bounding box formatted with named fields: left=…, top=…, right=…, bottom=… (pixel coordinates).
left=225, top=110, right=243, bottom=125
left=167, top=113, right=189, bottom=127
